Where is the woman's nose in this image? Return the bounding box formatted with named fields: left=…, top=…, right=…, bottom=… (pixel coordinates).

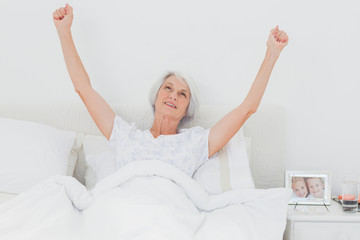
left=169, top=93, right=177, bottom=100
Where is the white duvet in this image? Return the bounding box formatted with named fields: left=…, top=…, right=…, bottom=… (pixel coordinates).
left=0, top=160, right=291, bottom=240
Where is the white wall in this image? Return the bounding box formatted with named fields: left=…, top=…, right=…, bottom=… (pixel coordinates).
left=1, top=0, right=359, bottom=195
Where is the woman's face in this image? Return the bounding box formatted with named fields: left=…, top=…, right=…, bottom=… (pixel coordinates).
left=154, top=75, right=191, bottom=123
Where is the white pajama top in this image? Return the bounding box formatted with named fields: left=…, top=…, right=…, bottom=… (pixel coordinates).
left=108, top=115, right=210, bottom=177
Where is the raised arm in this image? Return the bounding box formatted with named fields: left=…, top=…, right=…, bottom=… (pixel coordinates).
left=53, top=4, right=115, bottom=140
left=208, top=26, right=289, bottom=157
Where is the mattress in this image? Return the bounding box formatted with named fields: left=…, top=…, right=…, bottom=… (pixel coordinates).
left=0, top=192, right=17, bottom=204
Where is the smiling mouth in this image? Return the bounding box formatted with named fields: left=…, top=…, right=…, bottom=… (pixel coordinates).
left=164, top=102, right=177, bottom=109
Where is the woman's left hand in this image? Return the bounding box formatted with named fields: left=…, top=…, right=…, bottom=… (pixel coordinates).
left=266, top=25, right=289, bottom=56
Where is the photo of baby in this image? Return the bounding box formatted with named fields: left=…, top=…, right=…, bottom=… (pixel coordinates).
left=291, top=177, right=325, bottom=199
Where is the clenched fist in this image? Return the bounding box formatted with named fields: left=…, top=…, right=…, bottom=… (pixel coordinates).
left=267, top=26, right=289, bottom=55
left=53, top=4, right=73, bottom=31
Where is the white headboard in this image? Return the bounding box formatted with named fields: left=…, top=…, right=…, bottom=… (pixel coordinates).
left=0, top=101, right=285, bottom=189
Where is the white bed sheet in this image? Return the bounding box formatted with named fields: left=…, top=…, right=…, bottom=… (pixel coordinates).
left=0, top=160, right=291, bottom=240
left=0, top=192, right=17, bottom=204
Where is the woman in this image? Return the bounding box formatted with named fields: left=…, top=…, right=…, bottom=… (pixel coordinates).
left=53, top=4, right=289, bottom=177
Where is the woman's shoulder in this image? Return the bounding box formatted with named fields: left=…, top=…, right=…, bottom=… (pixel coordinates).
left=111, top=115, right=142, bottom=138
left=114, top=115, right=138, bottom=129
left=178, top=126, right=209, bottom=137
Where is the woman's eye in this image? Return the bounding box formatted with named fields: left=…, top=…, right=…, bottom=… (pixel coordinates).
left=165, top=86, right=171, bottom=90
left=180, top=93, right=187, bottom=97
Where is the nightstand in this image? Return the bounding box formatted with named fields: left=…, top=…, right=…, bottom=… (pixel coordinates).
left=284, top=200, right=360, bottom=240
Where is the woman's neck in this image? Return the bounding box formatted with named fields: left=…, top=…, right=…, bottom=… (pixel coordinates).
left=150, top=114, right=179, bottom=138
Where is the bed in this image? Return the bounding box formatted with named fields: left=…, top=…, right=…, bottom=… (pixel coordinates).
left=0, top=101, right=290, bottom=239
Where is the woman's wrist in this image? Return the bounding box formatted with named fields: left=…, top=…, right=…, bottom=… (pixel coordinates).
left=56, top=28, right=72, bottom=38
left=265, top=48, right=280, bottom=62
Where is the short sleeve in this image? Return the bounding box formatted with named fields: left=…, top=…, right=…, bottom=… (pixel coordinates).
left=189, top=127, right=210, bottom=170
left=108, top=115, right=137, bottom=148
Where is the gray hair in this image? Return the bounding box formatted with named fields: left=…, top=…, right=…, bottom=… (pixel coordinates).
left=149, top=71, right=199, bottom=128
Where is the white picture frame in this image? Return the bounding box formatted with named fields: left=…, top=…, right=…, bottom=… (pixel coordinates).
left=285, top=170, right=331, bottom=206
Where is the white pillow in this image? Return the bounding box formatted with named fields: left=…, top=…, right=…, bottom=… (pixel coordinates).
left=83, top=135, right=116, bottom=189
left=193, top=128, right=254, bottom=194
left=83, top=128, right=254, bottom=193
left=0, top=117, right=76, bottom=193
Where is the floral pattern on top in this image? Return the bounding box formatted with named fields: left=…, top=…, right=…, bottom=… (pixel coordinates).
left=108, top=115, right=210, bottom=177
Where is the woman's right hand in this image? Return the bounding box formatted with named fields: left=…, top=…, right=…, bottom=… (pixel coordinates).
left=266, top=25, right=289, bottom=57
left=53, top=4, right=73, bottom=31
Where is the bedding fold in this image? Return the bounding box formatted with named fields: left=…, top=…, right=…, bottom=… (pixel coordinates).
left=0, top=160, right=291, bottom=240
